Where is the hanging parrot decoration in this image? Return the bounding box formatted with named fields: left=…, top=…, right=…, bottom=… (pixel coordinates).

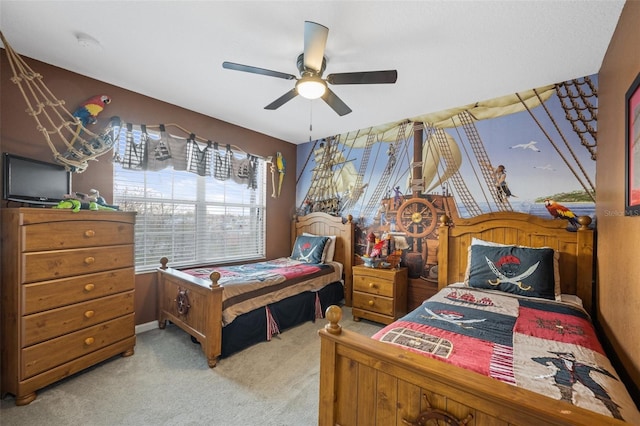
left=72, top=95, right=111, bottom=127
left=65, top=95, right=115, bottom=169
left=275, top=152, right=285, bottom=198
left=544, top=199, right=579, bottom=228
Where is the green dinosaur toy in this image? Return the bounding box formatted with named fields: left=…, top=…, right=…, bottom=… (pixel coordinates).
left=52, top=199, right=81, bottom=212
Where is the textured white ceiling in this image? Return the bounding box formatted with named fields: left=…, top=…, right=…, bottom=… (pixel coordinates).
left=0, top=1, right=625, bottom=144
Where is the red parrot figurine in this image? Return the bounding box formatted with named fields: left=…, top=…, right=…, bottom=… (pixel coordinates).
left=544, top=199, right=579, bottom=227
left=73, top=94, right=111, bottom=126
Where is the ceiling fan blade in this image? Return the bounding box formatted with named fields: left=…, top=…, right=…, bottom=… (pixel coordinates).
left=303, top=21, right=329, bottom=72
left=223, top=62, right=296, bottom=80
left=326, top=70, right=398, bottom=85
left=265, top=88, right=298, bottom=110
left=321, top=88, right=352, bottom=116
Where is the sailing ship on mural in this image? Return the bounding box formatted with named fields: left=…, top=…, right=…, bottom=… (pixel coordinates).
left=296, top=75, right=598, bottom=279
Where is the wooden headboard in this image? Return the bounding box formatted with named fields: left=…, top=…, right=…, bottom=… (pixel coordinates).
left=437, top=211, right=594, bottom=314
left=292, top=212, right=355, bottom=306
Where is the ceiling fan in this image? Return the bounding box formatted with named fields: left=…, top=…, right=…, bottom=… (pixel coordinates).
left=222, top=21, right=397, bottom=116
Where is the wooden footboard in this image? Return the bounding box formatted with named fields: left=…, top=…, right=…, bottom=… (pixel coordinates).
left=157, top=258, right=223, bottom=367
left=318, top=306, right=628, bottom=426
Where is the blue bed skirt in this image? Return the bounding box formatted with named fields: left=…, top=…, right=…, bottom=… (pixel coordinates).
left=220, top=281, right=344, bottom=357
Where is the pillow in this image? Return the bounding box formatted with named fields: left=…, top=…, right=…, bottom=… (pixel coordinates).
left=465, top=243, right=557, bottom=300
left=290, top=235, right=329, bottom=264
left=303, top=233, right=337, bottom=262
left=467, top=238, right=561, bottom=299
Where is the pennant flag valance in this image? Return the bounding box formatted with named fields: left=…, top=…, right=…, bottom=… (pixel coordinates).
left=113, top=122, right=260, bottom=189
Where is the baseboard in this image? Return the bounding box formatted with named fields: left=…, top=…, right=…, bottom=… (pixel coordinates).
left=135, top=320, right=159, bottom=335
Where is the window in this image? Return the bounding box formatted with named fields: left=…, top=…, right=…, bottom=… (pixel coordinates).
left=113, top=126, right=266, bottom=272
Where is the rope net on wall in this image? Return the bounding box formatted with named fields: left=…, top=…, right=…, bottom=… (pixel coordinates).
left=1, top=31, right=119, bottom=173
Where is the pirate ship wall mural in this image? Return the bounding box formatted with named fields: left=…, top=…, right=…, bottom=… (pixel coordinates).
left=296, top=75, right=597, bottom=281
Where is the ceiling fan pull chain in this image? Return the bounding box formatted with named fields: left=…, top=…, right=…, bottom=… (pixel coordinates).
left=309, top=102, right=314, bottom=142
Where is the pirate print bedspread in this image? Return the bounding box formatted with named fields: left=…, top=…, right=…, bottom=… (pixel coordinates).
left=373, top=285, right=640, bottom=423
left=182, top=258, right=342, bottom=326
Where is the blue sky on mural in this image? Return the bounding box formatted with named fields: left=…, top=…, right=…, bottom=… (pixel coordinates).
left=297, top=75, right=597, bottom=220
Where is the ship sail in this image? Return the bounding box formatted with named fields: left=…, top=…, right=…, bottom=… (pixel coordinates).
left=424, top=132, right=462, bottom=192
left=338, top=86, right=555, bottom=148
left=313, top=145, right=358, bottom=194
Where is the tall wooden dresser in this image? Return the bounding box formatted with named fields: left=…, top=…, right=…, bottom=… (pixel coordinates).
left=0, top=208, right=136, bottom=406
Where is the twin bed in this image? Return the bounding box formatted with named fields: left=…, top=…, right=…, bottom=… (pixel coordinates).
left=319, top=212, right=640, bottom=426
left=157, top=212, right=354, bottom=367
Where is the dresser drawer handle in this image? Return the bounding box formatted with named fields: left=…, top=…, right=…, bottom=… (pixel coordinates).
left=84, top=257, right=95, bottom=265
left=84, top=337, right=95, bottom=346
left=84, top=310, right=95, bottom=319
left=368, top=300, right=375, bottom=307
left=368, top=282, right=377, bottom=289
left=84, top=283, right=95, bottom=292
left=84, top=229, right=96, bottom=238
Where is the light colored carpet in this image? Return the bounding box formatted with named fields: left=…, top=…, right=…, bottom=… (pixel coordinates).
left=0, top=306, right=382, bottom=426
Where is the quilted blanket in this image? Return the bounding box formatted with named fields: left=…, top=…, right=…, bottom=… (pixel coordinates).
left=183, top=258, right=341, bottom=325
left=373, top=285, right=640, bottom=423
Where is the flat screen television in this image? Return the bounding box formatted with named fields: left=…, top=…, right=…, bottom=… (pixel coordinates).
left=3, top=153, right=72, bottom=206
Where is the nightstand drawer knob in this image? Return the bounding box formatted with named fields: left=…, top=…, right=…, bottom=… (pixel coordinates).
left=369, top=283, right=377, bottom=289
left=84, top=337, right=95, bottom=346
left=84, top=257, right=95, bottom=265
left=84, top=283, right=95, bottom=292
left=368, top=300, right=375, bottom=306
left=84, top=229, right=96, bottom=238
left=84, top=310, right=95, bottom=319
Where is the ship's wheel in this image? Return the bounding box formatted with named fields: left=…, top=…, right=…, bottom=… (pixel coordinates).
left=396, top=198, right=438, bottom=238
left=175, top=289, right=190, bottom=315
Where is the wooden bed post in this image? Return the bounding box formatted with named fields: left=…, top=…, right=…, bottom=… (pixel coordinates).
left=437, top=215, right=451, bottom=290
left=318, top=306, right=342, bottom=426
left=576, top=216, right=594, bottom=315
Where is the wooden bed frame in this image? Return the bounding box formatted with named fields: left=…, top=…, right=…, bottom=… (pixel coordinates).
left=157, top=212, right=354, bottom=367
left=318, top=212, right=633, bottom=426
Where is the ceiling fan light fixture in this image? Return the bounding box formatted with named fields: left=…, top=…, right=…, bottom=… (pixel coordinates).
left=296, top=76, right=326, bottom=99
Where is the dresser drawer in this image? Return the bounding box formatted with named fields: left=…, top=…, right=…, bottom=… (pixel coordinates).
left=22, top=268, right=134, bottom=314
left=22, top=314, right=134, bottom=379
left=21, top=245, right=134, bottom=283
left=22, top=221, right=134, bottom=251
left=22, top=291, right=134, bottom=346
left=353, top=274, right=394, bottom=297
left=352, top=291, right=394, bottom=316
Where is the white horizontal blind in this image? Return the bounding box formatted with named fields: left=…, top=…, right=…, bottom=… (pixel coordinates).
left=113, top=127, right=266, bottom=272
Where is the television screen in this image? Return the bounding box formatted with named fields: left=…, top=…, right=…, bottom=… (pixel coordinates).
left=3, top=153, right=72, bottom=206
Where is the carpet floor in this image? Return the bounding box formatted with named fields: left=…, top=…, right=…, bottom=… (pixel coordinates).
left=0, top=306, right=382, bottom=426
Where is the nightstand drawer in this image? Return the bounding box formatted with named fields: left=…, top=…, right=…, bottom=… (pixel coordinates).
left=353, top=291, right=394, bottom=316
left=353, top=274, right=394, bottom=297
left=22, top=291, right=134, bottom=346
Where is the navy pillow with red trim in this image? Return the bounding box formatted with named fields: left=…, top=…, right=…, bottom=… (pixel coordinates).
left=466, top=244, right=556, bottom=300
left=290, top=235, right=329, bottom=264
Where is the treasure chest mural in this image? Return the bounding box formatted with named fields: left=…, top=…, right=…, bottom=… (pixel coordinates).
left=296, top=75, right=597, bottom=282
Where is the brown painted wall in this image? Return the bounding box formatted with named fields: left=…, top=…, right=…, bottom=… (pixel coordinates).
left=1, top=53, right=297, bottom=326
left=597, top=0, right=640, bottom=391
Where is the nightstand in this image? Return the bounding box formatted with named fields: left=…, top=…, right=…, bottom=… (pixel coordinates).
left=352, top=265, right=408, bottom=325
